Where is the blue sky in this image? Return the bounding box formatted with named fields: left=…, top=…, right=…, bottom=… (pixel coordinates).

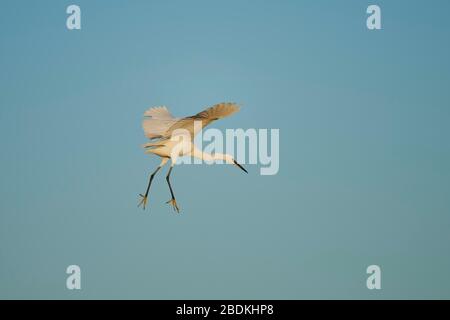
left=1, top=0, right=450, bottom=299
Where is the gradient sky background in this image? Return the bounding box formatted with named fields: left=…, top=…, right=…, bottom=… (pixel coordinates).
left=1, top=0, right=450, bottom=299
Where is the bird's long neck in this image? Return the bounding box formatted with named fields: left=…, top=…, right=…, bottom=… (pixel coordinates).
left=192, top=148, right=228, bottom=162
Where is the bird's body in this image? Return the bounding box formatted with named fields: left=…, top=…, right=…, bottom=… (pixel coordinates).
left=144, top=138, right=189, bottom=159
left=138, top=102, right=247, bottom=212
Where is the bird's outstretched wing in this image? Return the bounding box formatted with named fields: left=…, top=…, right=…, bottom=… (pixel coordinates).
left=164, top=102, right=240, bottom=139
left=142, top=102, right=240, bottom=140
left=142, top=106, right=180, bottom=139
left=143, top=106, right=174, bottom=120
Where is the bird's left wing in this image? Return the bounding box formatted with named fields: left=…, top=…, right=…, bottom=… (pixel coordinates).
left=143, top=106, right=174, bottom=119
left=142, top=106, right=180, bottom=139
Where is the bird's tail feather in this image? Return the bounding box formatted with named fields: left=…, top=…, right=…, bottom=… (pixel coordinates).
left=142, top=142, right=164, bottom=149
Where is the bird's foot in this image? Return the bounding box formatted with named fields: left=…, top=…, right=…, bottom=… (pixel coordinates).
left=166, top=198, right=180, bottom=213
left=138, top=194, right=148, bottom=210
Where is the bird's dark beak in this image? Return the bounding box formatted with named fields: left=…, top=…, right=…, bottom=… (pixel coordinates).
left=233, top=159, right=248, bottom=174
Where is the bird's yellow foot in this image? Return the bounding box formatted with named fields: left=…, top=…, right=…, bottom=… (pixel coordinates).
left=138, top=194, right=148, bottom=209
left=166, top=198, right=180, bottom=213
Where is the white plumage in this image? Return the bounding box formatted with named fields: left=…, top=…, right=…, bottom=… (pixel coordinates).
left=138, top=102, right=247, bottom=213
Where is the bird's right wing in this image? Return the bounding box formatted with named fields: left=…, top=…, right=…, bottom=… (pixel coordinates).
left=163, top=102, right=240, bottom=138
left=142, top=102, right=240, bottom=140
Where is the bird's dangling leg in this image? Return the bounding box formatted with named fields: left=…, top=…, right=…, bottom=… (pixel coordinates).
left=138, top=158, right=168, bottom=210
left=165, top=166, right=180, bottom=213
left=138, top=167, right=160, bottom=210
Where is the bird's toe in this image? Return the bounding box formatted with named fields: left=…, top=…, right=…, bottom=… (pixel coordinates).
left=166, top=198, right=180, bottom=213
left=138, top=194, right=148, bottom=209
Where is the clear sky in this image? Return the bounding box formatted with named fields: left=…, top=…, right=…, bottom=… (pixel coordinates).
left=1, top=0, right=450, bottom=299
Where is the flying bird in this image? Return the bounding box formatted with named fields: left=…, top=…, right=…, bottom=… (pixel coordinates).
left=138, top=102, right=247, bottom=212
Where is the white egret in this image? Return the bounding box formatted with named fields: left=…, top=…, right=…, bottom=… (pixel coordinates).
left=138, top=102, right=247, bottom=212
